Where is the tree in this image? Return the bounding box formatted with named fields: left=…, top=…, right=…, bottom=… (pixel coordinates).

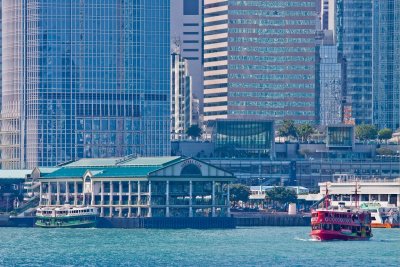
left=355, top=124, right=378, bottom=141
left=378, top=128, right=392, bottom=144
left=298, top=148, right=311, bottom=158
left=186, top=124, right=202, bottom=140
left=376, top=147, right=395, bottom=156
left=229, top=184, right=250, bottom=207
left=278, top=119, right=297, bottom=140
left=296, top=123, right=314, bottom=143
left=265, top=187, right=297, bottom=209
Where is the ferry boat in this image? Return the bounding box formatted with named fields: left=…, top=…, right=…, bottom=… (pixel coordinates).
left=310, top=184, right=372, bottom=241
left=310, top=203, right=373, bottom=241
left=360, top=202, right=400, bottom=228
left=35, top=206, right=98, bottom=228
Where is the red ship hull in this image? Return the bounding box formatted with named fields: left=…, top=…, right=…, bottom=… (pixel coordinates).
left=310, top=230, right=371, bottom=241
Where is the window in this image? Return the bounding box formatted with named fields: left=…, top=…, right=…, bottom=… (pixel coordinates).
left=184, top=0, right=199, bottom=15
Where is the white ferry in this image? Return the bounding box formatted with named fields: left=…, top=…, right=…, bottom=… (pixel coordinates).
left=36, top=205, right=98, bottom=228
left=360, top=203, right=400, bottom=228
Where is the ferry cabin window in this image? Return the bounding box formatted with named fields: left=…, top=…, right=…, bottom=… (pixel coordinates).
left=312, top=224, right=321, bottom=230
left=322, top=224, right=332, bottom=230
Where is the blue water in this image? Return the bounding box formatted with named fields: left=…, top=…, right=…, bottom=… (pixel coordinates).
left=0, top=227, right=398, bottom=266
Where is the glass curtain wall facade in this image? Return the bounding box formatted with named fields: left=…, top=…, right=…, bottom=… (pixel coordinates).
left=337, top=0, right=373, bottom=125
left=214, top=120, right=274, bottom=159
left=0, top=1, right=170, bottom=169
left=320, top=45, right=342, bottom=126
left=203, top=0, right=317, bottom=124
left=372, top=0, right=400, bottom=130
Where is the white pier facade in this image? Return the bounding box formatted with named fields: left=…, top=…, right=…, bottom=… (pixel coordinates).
left=36, top=157, right=234, bottom=218
left=319, top=175, right=400, bottom=207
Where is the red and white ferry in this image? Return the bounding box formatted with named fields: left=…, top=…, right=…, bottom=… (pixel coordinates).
left=310, top=185, right=373, bottom=241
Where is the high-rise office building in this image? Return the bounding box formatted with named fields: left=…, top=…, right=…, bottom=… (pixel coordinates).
left=319, top=34, right=343, bottom=126
left=0, top=1, right=171, bottom=169
left=373, top=0, right=400, bottom=130
left=171, top=53, right=192, bottom=140
left=337, top=0, right=373, bottom=125
left=321, top=0, right=337, bottom=34
left=203, top=0, right=317, bottom=124
left=171, top=0, right=203, bottom=110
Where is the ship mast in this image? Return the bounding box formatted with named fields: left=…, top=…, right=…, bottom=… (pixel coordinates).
left=354, top=179, right=359, bottom=209
left=324, top=182, right=330, bottom=209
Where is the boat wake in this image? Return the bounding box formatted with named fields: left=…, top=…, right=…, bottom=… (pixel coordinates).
left=294, top=237, right=318, bottom=242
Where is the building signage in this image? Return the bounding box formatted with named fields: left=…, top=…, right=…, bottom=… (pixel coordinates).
left=180, top=159, right=202, bottom=169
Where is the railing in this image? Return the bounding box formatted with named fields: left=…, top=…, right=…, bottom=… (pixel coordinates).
left=14, top=196, right=40, bottom=214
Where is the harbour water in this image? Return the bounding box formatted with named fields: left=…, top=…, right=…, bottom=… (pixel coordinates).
left=0, top=227, right=398, bottom=266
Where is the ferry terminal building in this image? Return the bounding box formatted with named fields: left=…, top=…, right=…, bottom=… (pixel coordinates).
left=35, top=156, right=235, bottom=218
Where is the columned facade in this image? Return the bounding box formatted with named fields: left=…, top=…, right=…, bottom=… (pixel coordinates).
left=38, top=157, right=235, bottom=218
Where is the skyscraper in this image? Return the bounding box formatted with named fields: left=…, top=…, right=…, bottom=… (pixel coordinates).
left=337, top=0, right=373, bottom=125
left=319, top=35, right=343, bottom=126
left=373, top=0, right=400, bottom=130
left=203, top=0, right=317, bottom=124
left=0, top=1, right=171, bottom=169
left=171, top=0, right=203, bottom=110
left=171, top=53, right=192, bottom=140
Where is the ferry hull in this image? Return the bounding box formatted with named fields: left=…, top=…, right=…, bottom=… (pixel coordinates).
left=35, top=221, right=96, bottom=228
left=371, top=223, right=400, bottom=229
left=310, top=230, right=371, bottom=241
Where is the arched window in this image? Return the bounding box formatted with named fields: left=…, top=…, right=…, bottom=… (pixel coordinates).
left=180, top=164, right=202, bottom=176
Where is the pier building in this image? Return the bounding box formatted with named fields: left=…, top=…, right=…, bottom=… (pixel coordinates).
left=318, top=175, right=400, bottom=207
left=36, top=156, right=235, bottom=218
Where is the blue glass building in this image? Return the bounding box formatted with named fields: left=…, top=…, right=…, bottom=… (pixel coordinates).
left=337, top=0, right=373, bottom=125
left=373, top=0, right=400, bottom=130
left=0, top=1, right=170, bottom=169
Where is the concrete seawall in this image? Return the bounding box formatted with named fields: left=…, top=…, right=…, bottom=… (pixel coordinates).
left=232, top=212, right=311, bottom=227
left=1, top=214, right=310, bottom=228
left=97, top=217, right=236, bottom=229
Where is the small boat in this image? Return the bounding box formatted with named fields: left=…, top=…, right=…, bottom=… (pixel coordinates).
left=360, top=202, right=400, bottom=228
left=309, top=183, right=372, bottom=241
left=35, top=205, right=98, bottom=228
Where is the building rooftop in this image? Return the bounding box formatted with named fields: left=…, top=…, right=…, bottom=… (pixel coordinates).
left=40, top=157, right=186, bottom=179
left=42, top=168, right=98, bottom=179
left=92, top=166, right=161, bottom=178
left=118, top=156, right=182, bottom=166
left=37, top=167, right=60, bottom=174
left=0, top=170, right=32, bottom=179
left=63, top=158, right=123, bottom=167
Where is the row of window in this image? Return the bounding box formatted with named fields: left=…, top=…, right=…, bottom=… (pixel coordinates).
left=230, top=82, right=314, bottom=90
left=229, top=101, right=314, bottom=108
left=229, top=36, right=315, bottom=44
left=229, top=91, right=315, bottom=98
left=230, top=1, right=315, bottom=8
left=228, top=73, right=314, bottom=80
left=229, top=55, right=314, bottom=62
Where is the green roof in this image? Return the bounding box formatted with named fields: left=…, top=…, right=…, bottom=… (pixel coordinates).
left=38, top=167, right=60, bottom=174
left=0, top=170, right=32, bottom=179
left=64, top=158, right=123, bottom=167
left=42, top=168, right=97, bottom=179
left=93, top=166, right=161, bottom=178
left=119, top=156, right=182, bottom=166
